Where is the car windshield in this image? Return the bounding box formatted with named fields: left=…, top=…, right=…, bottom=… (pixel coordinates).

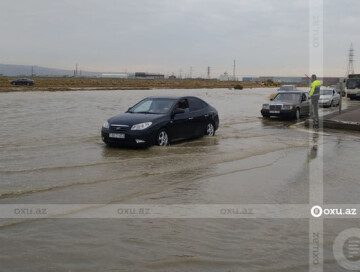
left=320, top=89, right=333, bottom=95
left=346, top=79, right=360, bottom=89
left=273, top=93, right=301, bottom=102
left=129, top=98, right=175, bottom=114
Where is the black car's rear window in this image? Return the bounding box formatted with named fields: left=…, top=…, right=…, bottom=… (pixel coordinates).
left=188, top=97, right=205, bottom=111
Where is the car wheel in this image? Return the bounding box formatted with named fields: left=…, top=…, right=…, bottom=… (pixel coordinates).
left=205, top=122, right=215, bottom=136
left=295, top=108, right=300, bottom=120
left=156, top=130, right=169, bottom=146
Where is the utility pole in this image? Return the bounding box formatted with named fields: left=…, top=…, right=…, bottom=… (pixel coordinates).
left=339, top=79, right=344, bottom=114
left=189, top=66, right=192, bottom=79
left=207, top=66, right=210, bottom=79
left=233, top=60, right=236, bottom=81
left=346, top=43, right=354, bottom=76
left=75, top=63, right=78, bottom=77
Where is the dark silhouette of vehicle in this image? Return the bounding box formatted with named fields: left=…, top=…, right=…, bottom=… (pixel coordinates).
left=101, top=96, right=219, bottom=147
left=10, top=78, right=34, bottom=86
left=261, top=91, right=310, bottom=120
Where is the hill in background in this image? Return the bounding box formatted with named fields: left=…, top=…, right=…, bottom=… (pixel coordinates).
left=0, top=63, right=101, bottom=77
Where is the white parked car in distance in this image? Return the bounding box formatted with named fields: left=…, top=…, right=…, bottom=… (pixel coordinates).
left=319, top=87, right=340, bottom=107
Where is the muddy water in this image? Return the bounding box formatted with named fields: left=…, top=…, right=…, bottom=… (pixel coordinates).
left=0, top=88, right=359, bottom=271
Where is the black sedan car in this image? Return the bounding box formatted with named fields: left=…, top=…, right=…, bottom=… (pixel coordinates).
left=10, top=78, right=34, bottom=86
left=261, top=91, right=310, bottom=120
left=101, top=96, right=219, bottom=147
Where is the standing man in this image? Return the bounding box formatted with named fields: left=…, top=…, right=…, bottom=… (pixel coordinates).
left=309, top=74, right=322, bottom=127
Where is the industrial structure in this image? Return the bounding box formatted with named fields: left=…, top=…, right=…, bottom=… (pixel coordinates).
left=346, top=43, right=355, bottom=76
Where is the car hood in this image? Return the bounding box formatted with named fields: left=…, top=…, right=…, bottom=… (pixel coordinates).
left=319, top=95, right=332, bottom=99
left=108, top=112, right=166, bottom=126
left=269, top=101, right=298, bottom=106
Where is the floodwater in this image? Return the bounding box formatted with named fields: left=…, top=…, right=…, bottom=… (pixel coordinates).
left=0, top=88, right=359, bottom=271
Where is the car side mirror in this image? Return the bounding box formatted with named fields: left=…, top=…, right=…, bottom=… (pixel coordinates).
left=270, top=98, right=273, bottom=101
left=171, top=109, right=185, bottom=118
left=173, top=109, right=185, bottom=116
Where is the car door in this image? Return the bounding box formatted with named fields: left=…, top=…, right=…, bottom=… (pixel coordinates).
left=188, top=97, right=207, bottom=137
left=333, top=90, right=340, bottom=105
left=300, top=93, right=310, bottom=115
left=168, top=99, right=192, bottom=141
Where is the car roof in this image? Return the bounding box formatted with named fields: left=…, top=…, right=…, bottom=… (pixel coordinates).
left=147, top=95, right=202, bottom=100
left=277, top=91, right=306, bottom=94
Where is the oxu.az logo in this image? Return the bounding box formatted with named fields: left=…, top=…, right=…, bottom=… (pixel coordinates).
left=333, top=228, right=360, bottom=270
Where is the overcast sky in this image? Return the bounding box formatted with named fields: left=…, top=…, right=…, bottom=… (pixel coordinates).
left=1, top=0, right=359, bottom=77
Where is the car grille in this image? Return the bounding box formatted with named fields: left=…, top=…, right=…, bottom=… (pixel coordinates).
left=110, top=125, right=130, bottom=132
left=269, top=105, right=282, bottom=111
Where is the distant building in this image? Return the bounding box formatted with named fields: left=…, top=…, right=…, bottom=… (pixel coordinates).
left=219, top=72, right=236, bottom=81
left=322, top=77, right=341, bottom=86
left=135, top=72, right=164, bottom=79
left=299, top=77, right=341, bottom=85
left=168, top=75, right=177, bottom=79
left=242, top=77, right=258, bottom=82
left=273, top=77, right=303, bottom=83
left=101, top=73, right=129, bottom=78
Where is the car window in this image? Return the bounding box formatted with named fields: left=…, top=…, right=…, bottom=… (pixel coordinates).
left=346, top=79, right=360, bottom=89
left=132, top=100, right=152, bottom=112
left=188, top=97, right=205, bottom=111
left=302, top=93, right=307, bottom=101
left=174, top=99, right=189, bottom=111
left=273, top=93, right=301, bottom=101
left=130, top=98, right=175, bottom=114
left=320, top=89, right=333, bottom=95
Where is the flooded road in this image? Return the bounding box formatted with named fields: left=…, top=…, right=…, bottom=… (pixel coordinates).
left=0, top=88, right=360, bottom=271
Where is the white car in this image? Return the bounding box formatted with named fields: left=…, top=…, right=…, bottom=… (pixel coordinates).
left=319, top=87, right=340, bottom=107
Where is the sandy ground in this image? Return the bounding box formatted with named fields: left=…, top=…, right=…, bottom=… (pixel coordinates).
left=0, top=76, right=306, bottom=92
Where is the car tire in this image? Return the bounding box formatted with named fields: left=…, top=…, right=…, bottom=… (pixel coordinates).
left=295, top=108, right=300, bottom=120
left=156, top=129, right=169, bottom=146
left=205, top=122, right=215, bottom=136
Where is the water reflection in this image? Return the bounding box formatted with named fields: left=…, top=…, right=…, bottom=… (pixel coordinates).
left=308, top=132, right=319, bottom=162
left=101, top=136, right=219, bottom=159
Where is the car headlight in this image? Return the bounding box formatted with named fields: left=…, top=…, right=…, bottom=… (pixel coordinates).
left=282, top=105, right=294, bottom=110
left=262, top=104, right=270, bottom=110
left=131, top=122, right=152, bottom=130
left=103, top=121, right=109, bottom=129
